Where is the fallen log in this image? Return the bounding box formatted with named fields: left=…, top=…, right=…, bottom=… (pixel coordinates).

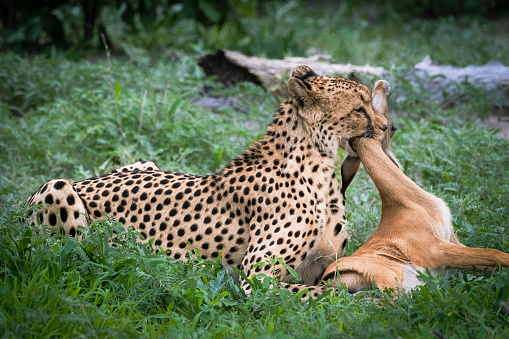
left=197, top=49, right=386, bottom=90
left=405, top=56, right=509, bottom=105
left=409, top=55, right=509, bottom=90
left=198, top=51, right=509, bottom=106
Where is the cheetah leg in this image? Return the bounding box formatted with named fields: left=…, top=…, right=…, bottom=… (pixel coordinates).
left=110, top=161, right=160, bottom=174
left=27, top=179, right=89, bottom=237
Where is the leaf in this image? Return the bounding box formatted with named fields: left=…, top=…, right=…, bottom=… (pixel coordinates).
left=115, top=81, right=121, bottom=102
left=168, top=93, right=186, bottom=118
left=58, top=238, right=76, bottom=268
left=229, top=0, right=258, bottom=17
left=232, top=265, right=257, bottom=291
left=197, top=280, right=206, bottom=291
left=139, top=11, right=156, bottom=31
left=114, top=257, right=135, bottom=270
left=199, top=0, right=223, bottom=23
left=285, top=265, right=299, bottom=280
left=209, top=270, right=227, bottom=295
left=5, top=28, right=26, bottom=44
left=216, top=146, right=223, bottom=162
left=192, top=247, right=202, bottom=261
left=276, top=257, right=299, bottom=280
left=190, top=311, right=204, bottom=331
left=19, top=227, right=33, bottom=252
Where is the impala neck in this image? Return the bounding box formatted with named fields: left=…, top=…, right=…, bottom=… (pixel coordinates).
left=356, top=138, right=420, bottom=207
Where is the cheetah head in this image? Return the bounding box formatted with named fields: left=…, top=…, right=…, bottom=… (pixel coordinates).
left=287, top=66, right=388, bottom=141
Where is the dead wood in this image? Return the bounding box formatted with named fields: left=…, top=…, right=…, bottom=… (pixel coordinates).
left=198, top=51, right=508, bottom=104
left=197, top=49, right=386, bottom=91
left=405, top=55, right=509, bottom=105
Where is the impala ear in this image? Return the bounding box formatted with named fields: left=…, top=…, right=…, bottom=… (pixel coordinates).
left=385, top=149, right=402, bottom=169
left=340, top=155, right=361, bottom=196
left=372, top=79, right=402, bottom=169
left=372, top=80, right=391, bottom=114
left=288, top=77, right=314, bottom=107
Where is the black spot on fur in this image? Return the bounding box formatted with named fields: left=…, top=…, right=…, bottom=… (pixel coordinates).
left=334, top=223, right=342, bottom=235
left=66, top=195, right=75, bottom=205
left=60, top=208, right=68, bottom=223
left=54, top=181, right=66, bottom=190
left=45, top=194, right=54, bottom=205
left=49, top=213, right=57, bottom=226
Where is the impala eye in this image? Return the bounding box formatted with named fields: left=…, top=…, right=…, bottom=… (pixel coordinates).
left=390, top=125, right=397, bottom=137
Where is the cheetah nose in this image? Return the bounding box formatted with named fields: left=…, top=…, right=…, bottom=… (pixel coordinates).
left=381, top=124, right=388, bottom=132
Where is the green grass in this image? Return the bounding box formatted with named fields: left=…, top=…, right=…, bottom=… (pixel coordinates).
left=0, top=52, right=275, bottom=203
left=1, top=2, right=509, bottom=337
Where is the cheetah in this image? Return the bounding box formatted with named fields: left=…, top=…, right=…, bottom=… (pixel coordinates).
left=28, top=66, right=388, bottom=298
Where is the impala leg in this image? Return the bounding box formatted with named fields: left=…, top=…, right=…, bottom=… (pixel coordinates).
left=432, top=241, right=509, bottom=270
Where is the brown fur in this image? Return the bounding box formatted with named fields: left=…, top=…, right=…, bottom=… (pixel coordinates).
left=322, top=87, right=509, bottom=293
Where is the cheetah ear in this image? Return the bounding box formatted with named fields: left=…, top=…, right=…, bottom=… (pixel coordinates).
left=291, top=66, right=318, bottom=82
left=288, top=77, right=314, bottom=107
left=340, top=155, right=361, bottom=196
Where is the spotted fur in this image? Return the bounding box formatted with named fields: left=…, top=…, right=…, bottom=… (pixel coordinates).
left=28, top=66, right=387, bottom=298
